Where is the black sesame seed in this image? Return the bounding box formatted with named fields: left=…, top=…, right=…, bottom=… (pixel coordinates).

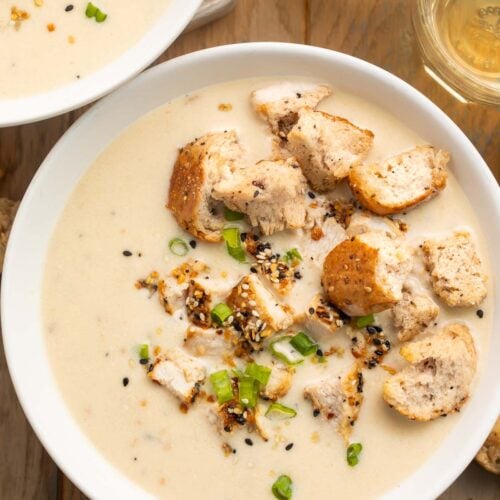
left=374, top=350, right=384, bottom=356
left=476, top=309, right=484, bottom=318
left=316, top=348, right=324, bottom=357
left=308, top=307, right=315, bottom=315
left=307, top=191, right=316, bottom=199
left=122, top=377, right=129, bottom=387
left=313, top=409, right=320, bottom=417
left=224, top=426, right=231, bottom=433
left=294, top=271, right=302, bottom=279
left=139, top=358, right=149, bottom=365
left=189, top=240, right=197, bottom=249
left=374, top=325, right=383, bottom=333
left=232, top=449, right=237, bottom=454
left=373, top=338, right=382, bottom=346
left=351, top=336, right=358, bottom=343
left=250, top=267, right=258, bottom=273
left=133, top=457, right=137, bottom=461
left=65, top=4, right=74, bottom=12
left=366, top=326, right=377, bottom=334
left=240, top=232, right=247, bottom=242
left=245, top=438, right=253, bottom=446
left=285, top=443, right=294, bottom=451
left=122, top=250, right=133, bottom=257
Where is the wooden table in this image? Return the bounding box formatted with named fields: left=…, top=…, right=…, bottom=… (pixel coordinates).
left=0, top=1, right=498, bottom=498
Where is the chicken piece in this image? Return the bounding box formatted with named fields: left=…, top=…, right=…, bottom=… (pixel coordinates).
left=227, top=274, right=293, bottom=351
left=167, top=131, right=243, bottom=242
left=0, top=198, right=18, bottom=271
left=251, top=81, right=332, bottom=139
left=150, top=348, right=206, bottom=406
left=346, top=210, right=407, bottom=240
left=476, top=418, right=500, bottom=474
left=323, top=231, right=413, bottom=316
left=261, top=363, right=293, bottom=400
left=304, top=364, right=364, bottom=442
left=383, top=323, right=476, bottom=421
left=287, top=109, right=374, bottom=192
left=183, top=325, right=235, bottom=357
left=213, top=157, right=308, bottom=235
left=392, top=286, right=439, bottom=342
left=304, top=294, right=349, bottom=340
left=349, top=146, right=449, bottom=215
left=422, top=231, right=487, bottom=307
left=135, top=271, right=186, bottom=315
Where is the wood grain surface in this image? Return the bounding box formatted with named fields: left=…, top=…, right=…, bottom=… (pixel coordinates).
left=0, top=1, right=498, bottom=499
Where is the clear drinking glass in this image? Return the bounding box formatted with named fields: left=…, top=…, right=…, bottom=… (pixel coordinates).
left=412, top=0, right=500, bottom=106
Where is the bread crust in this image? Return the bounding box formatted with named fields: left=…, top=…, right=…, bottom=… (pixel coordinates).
left=476, top=418, right=500, bottom=474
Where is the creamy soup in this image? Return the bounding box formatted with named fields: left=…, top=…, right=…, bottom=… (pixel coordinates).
left=0, top=0, right=170, bottom=99
left=42, top=78, right=493, bottom=499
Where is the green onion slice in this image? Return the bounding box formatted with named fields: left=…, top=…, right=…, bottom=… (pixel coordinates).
left=169, top=237, right=189, bottom=256
left=355, top=314, right=375, bottom=328
left=265, top=402, right=297, bottom=420
left=284, top=248, right=302, bottom=263
left=139, top=343, right=149, bottom=360
left=272, top=475, right=293, bottom=500
left=85, top=2, right=98, bottom=17
left=222, top=227, right=246, bottom=262
left=290, top=331, right=317, bottom=356
left=210, top=370, right=234, bottom=404
left=245, top=363, right=272, bottom=386
left=346, top=442, right=363, bottom=467
left=95, top=9, right=107, bottom=22
left=270, top=337, right=304, bottom=365
left=211, top=303, right=233, bottom=325
left=224, top=206, right=244, bottom=221
left=238, top=376, right=259, bottom=408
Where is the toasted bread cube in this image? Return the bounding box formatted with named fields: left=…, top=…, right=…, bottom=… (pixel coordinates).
left=392, top=286, right=439, bottom=342
left=150, top=348, right=206, bottom=405
left=287, top=109, right=374, bottom=192
left=167, top=131, right=243, bottom=242
left=213, top=157, right=308, bottom=235
left=251, top=81, right=332, bottom=139
left=476, top=418, right=500, bottom=474
left=422, top=231, right=487, bottom=307
left=322, top=232, right=413, bottom=316
left=227, top=274, right=293, bottom=349
left=304, top=364, right=364, bottom=442
left=262, top=363, right=293, bottom=401
left=383, top=323, right=476, bottom=421
left=349, top=146, right=449, bottom=215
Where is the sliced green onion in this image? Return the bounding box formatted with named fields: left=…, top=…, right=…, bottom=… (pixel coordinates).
left=139, top=343, right=149, bottom=360
left=169, top=237, right=189, bottom=256
left=222, top=227, right=246, bottom=262
left=224, top=206, right=244, bottom=221
left=211, top=303, right=233, bottom=325
left=290, top=331, right=317, bottom=356
left=346, top=442, right=363, bottom=467
left=284, top=248, right=302, bottom=263
left=245, top=363, right=272, bottom=386
left=270, top=337, right=304, bottom=365
left=265, top=402, right=297, bottom=420
left=238, top=375, right=259, bottom=408
left=95, top=9, right=107, bottom=22
left=210, top=370, right=234, bottom=404
left=272, top=475, right=293, bottom=500
left=85, top=2, right=98, bottom=17
left=355, top=314, right=375, bottom=328
left=231, top=368, right=245, bottom=379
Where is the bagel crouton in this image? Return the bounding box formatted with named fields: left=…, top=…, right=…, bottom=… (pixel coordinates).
left=167, top=131, right=243, bottom=242
left=392, top=287, right=439, bottom=342
left=287, top=109, right=374, bottom=191
left=422, top=231, right=487, bottom=307
left=383, top=323, right=476, bottom=421
left=251, top=81, right=332, bottom=139
left=213, top=157, right=308, bottom=235
left=322, top=232, right=413, bottom=316
left=476, top=418, right=500, bottom=474
left=348, top=146, right=449, bottom=215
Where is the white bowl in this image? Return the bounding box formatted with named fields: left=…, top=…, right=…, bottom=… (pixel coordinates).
left=0, top=0, right=202, bottom=127
left=2, top=43, right=499, bottom=499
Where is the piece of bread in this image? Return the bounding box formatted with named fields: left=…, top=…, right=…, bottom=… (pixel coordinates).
left=251, top=81, right=332, bottom=139
left=304, top=364, right=364, bottom=442
left=213, top=157, right=308, bottom=235
left=392, top=286, right=439, bottom=342
left=0, top=198, right=18, bottom=271
left=383, top=323, right=476, bottom=421
left=167, top=131, right=243, bottom=242
left=286, top=109, right=374, bottom=191
left=346, top=210, right=406, bottom=240
left=476, top=418, right=500, bottom=474
left=422, top=231, right=487, bottom=307
left=348, top=146, right=449, bottom=215
left=261, top=362, right=293, bottom=401
left=322, top=232, right=413, bottom=316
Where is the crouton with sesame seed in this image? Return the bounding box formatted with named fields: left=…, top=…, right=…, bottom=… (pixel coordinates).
left=348, top=146, right=449, bottom=215
left=422, top=231, right=487, bottom=307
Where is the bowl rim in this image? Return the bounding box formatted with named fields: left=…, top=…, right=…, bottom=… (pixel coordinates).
left=2, top=42, right=499, bottom=499
left=0, top=0, right=202, bottom=127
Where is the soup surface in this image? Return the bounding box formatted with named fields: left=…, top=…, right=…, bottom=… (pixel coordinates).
left=42, top=77, right=493, bottom=499
left=0, top=0, right=171, bottom=99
